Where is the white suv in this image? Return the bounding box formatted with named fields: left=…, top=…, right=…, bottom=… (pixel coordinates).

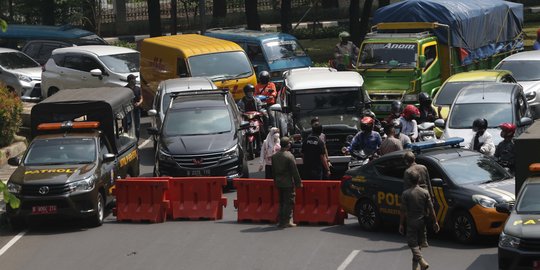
left=41, top=45, right=139, bottom=98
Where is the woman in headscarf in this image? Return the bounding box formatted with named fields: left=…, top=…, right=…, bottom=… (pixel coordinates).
left=259, top=127, right=281, bottom=179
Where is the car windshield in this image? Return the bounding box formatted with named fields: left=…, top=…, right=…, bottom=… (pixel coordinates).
left=359, top=43, right=417, bottom=68
left=497, top=61, right=540, bottom=81
left=435, top=82, right=483, bottom=106
left=188, top=51, right=252, bottom=80
left=441, top=155, right=509, bottom=185
left=516, top=183, right=540, bottom=213
left=99, top=52, right=139, bottom=73
left=0, top=52, right=40, bottom=69
left=295, top=89, right=361, bottom=129
left=24, top=138, right=96, bottom=165
left=263, top=40, right=307, bottom=61
left=449, top=103, right=512, bottom=128
left=163, top=107, right=232, bottom=136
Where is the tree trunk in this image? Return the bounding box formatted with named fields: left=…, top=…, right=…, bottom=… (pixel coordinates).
left=281, top=0, right=292, bottom=33
left=378, top=0, right=390, bottom=8
left=322, top=0, right=338, bottom=8
left=349, top=0, right=360, bottom=45
left=245, top=0, right=261, bottom=31
left=358, top=0, right=374, bottom=44
left=213, top=0, right=226, bottom=18
left=41, top=0, right=55, bottom=25
left=81, top=0, right=97, bottom=32
left=147, top=0, right=162, bottom=37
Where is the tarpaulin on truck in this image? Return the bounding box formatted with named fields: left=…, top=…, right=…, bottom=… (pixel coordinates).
left=372, top=0, right=523, bottom=64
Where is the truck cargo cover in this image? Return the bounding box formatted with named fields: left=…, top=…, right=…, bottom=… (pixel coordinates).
left=372, top=0, right=523, bottom=51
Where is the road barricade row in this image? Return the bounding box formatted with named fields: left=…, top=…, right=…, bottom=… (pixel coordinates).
left=114, top=177, right=170, bottom=223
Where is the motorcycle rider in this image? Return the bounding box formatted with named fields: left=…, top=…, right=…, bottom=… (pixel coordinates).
left=494, top=123, right=516, bottom=173
left=344, top=116, right=382, bottom=157
left=383, top=100, right=403, bottom=125
left=334, top=31, right=359, bottom=71
left=238, top=84, right=263, bottom=113
left=468, top=118, right=495, bottom=156
left=255, top=71, right=277, bottom=106
left=417, top=92, right=439, bottom=124
left=400, top=104, right=419, bottom=142
left=380, top=121, right=403, bottom=155
left=393, top=118, right=412, bottom=149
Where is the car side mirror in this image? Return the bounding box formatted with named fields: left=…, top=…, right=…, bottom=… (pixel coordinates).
left=239, top=121, right=250, bottom=130
left=147, top=127, right=160, bottom=135
left=7, top=157, right=20, bottom=166
left=495, top=202, right=512, bottom=214
left=148, top=109, right=157, bottom=116
left=434, top=118, right=445, bottom=128
left=431, top=178, right=444, bottom=186
left=419, top=55, right=426, bottom=68
left=103, top=153, right=116, bottom=163
left=519, top=117, right=533, bottom=127
left=269, top=103, right=282, bottom=112
left=90, top=69, right=103, bottom=79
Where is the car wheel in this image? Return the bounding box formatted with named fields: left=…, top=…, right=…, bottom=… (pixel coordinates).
left=48, top=87, right=59, bottom=97
left=88, top=192, right=105, bottom=227
left=356, top=199, right=380, bottom=231
left=452, top=211, right=478, bottom=244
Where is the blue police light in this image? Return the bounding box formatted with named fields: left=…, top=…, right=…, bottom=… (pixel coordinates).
left=410, top=137, right=464, bottom=152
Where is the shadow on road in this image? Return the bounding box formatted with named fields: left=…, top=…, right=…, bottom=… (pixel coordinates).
left=466, top=254, right=498, bottom=270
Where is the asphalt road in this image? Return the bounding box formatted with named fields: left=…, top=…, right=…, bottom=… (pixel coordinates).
left=0, top=117, right=499, bottom=270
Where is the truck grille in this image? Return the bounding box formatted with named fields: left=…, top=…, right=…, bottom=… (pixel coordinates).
left=173, top=152, right=224, bottom=169
left=21, top=183, right=70, bottom=196
left=325, top=134, right=349, bottom=156
left=520, top=238, right=540, bottom=251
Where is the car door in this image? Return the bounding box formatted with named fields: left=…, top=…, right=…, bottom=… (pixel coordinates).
left=371, top=156, right=409, bottom=222
left=99, top=136, right=116, bottom=201
left=415, top=158, right=452, bottom=227
left=61, top=53, right=104, bottom=89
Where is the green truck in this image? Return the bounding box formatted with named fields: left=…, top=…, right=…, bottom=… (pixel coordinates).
left=355, top=0, right=524, bottom=116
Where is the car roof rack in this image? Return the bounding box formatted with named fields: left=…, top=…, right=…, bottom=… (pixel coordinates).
left=410, top=137, right=464, bottom=153
left=170, top=88, right=229, bottom=99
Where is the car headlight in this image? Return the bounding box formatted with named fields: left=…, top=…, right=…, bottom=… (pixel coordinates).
left=526, top=91, right=537, bottom=101
left=67, top=177, right=96, bottom=193
left=158, top=148, right=175, bottom=162
left=499, top=232, right=520, bottom=248
left=472, top=194, right=497, bottom=208
left=16, top=74, right=32, bottom=82
left=223, top=145, right=239, bottom=160
left=403, top=94, right=418, bottom=102
left=7, top=182, right=22, bottom=194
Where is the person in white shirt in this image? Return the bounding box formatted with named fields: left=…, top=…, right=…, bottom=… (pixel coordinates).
left=400, top=104, right=419, bottom=142
left=468, top=118, right=495, bottom=156
left=259, top=127, right=281, bottom=179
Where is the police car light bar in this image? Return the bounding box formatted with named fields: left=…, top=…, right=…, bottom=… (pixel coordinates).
left=410, top=137, right=464, bottom=152
left=37, top=121, right=100, bottom=131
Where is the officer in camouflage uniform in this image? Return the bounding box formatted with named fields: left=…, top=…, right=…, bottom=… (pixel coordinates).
left=400, top=168, right=440, bottom=270
left=272, top=137, right=302, bottom=228
left=403, top=151, right=434, bottom=198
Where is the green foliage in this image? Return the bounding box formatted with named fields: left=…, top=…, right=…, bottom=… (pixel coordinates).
left=0, top=181, right=20, bottom=209
left=0, top=84, right=23, bottom=147
left=111, top=40, right=137, bottom=50
left=0, top=19, right=7, bottom=32
left=291, top=25, right=348, bottom=40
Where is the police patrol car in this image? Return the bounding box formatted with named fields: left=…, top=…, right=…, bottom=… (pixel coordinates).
left=339, top=138, right=516, bottom=244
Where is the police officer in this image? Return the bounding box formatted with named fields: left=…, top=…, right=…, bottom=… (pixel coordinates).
left=400, top=169, right=440, bottom=270
left=403, top=152, right=434, bottom=198
left=125, top=74, right=143, bottom=139
left=302, top=122, right=331, bottom=179
left=495, top=123, right=516, bottom=173
left=272, top=137, right=302, bottom=228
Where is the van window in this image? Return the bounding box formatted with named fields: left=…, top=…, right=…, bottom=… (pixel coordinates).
left=247, top=44, right=265, bottom=62
left=423, top=45, right=436, bottom=70
left=177, top=58, right=188, bottom=77
left=116, top=107, right=137, bottom=152
left=0, top=52, right=40, bottom=69
left=263, top=40, right=307, bottom=61
left=188, top=51, right=252, bottom=80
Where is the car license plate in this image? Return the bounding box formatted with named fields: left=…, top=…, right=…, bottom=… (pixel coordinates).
left=187, top=170, right=211, bottom=176
left=32, top=205, right=57, bottom=215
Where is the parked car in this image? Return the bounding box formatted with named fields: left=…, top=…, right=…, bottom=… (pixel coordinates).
left=148, top=77, right=219, bottom=148
left=0, top=47, right=42, bottom=101
left=436, top=82, right=533, bottom=147
left=21, top=40, right=74, bottom=66
left=41, top=45, right=139, bottom=98
left=205, top=28, right=312, bottom=86
left=497, top=164, right=540, bottom=269
left=148, top=89, right=249, bottom=186
left=495, top=50, right=540, bottom=119
left=340, top=138, right=516, bottom=244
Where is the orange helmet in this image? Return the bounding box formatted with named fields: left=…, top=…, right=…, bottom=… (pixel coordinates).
left=361, top=116, right=374, bottom=125
left=499, top=122, right=516, bottom=137
left=402, top=104, right=420, bottom=119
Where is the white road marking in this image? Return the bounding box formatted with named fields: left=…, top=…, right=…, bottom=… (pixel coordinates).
left=0, top=231, right=26, bottom=257
left=138, top=137, right=152, bottom=149
left=337, top=250, right=360, bottom=270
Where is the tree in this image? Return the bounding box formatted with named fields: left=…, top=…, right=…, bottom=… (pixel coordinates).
left=358, top=0, right=374, bottom=44
left=41, top=0, right=55, bottom=25
left=245, top=0, right=261, bottom=31
left=349, top=0, right=360, bottom=45
left=281, top=0, right=292, bottom=33
left=147, top=0, right=162, bottom=37
left=213, top=0, right=226, bottom=19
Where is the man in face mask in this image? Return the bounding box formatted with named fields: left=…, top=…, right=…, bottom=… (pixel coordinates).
left=393, top=118, right=411, bottom=148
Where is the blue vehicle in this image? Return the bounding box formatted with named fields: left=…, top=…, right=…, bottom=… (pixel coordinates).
left=205, top=28, right=313, bottom=85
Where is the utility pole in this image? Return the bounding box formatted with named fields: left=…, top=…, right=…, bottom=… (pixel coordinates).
left=171, top=0, right=177, bottom=35
left=199, top=0, right=206, bottom=34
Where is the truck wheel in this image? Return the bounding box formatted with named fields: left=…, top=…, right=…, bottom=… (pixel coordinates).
left=88, top=192, right=105, bottom=227
left=356, top=199, right=380, bottom=231
left=452, top=211, right=478, bottom=244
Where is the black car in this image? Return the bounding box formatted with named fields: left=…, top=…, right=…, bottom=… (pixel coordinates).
left=497, top=170, right=540, bottom=270
left=340, top=138, right=516, bottom=244
left=149, top=89, right=249, bottom=184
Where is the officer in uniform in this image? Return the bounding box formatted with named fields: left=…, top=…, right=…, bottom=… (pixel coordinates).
left=403, top=151, right=433, bottom=198
left=302, top=122, right=331, bottom=180
left=272, top=137, right=302, bottom=228
left=400, top=168, right=440, bottom=270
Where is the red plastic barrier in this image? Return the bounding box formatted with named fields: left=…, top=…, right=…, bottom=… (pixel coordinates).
left=167, top=177, right=228, bottom=220
left=293, top=180, right=345, bottom=225
left=114, top=177, right=170, bottom=223
left=233, top=178, right=279, bottom=223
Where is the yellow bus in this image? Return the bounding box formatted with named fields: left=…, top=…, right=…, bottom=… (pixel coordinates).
left=140, top=34, right=257, bottom=109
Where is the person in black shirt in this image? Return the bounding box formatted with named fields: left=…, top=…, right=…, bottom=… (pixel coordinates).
left=125, top=74, right=143, bottom=139
left=301, top=123, right=330, bottom=180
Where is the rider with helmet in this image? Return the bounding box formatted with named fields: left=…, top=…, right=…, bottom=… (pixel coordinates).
left=238, top=84, right=263, bottom=113
left=392, top=118, right=412, bottom=148
left=384, top=100, right=403, bottom=125
left=495, top=123, right=516, bottom=172
left=255, top=71, right=278, bottom=105
left=334, top=31, right=359, bottom=71
left=400, top=104, right=420, bottom=142
left=468, top=118, right=495, bottom=156
left=345, top=116, right=382, bottom=157
left=417, top=92, right=439, bottom=124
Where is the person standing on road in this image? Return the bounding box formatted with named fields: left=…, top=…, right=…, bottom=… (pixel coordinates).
left=272, top=137, right=302, bottom=228
left=259, top=127, right=281, bottom=179
left=468, top=118, right=495, bottom=156
left=400, top=168, right=440, bottom=270
left=125, top=74, right=143, bottom=139
left=311, top=117, right=332, bottom=177
left=403, top=152, right=433, bottom=198
left=302, top=122, right=331, bottom=179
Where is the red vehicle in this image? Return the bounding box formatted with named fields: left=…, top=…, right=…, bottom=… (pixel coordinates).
left=243, top=111, right=264, bottom=160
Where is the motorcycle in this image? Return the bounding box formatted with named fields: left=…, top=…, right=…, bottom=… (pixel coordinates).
left=417, top=122, right=436, bottom=142
left=242, top=111, right=264, bottom=160
left=342, top=135, right=377, bottom=170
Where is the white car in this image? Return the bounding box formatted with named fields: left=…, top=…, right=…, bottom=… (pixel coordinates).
left=41, top=45, right=139, bottom=98
left=495, top=50, right=540, bottom=119
left=0, top=47, right=42, bottom=101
